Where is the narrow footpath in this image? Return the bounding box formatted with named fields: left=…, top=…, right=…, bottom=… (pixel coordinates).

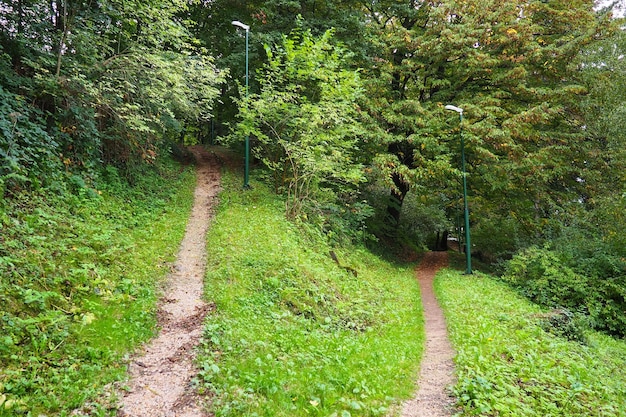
left=399, top=251, right=457, bottom=417
left=118, top=146, right=221, bottom=417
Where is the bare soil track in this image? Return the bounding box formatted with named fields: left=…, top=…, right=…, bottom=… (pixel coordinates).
left=398, top=251, right=457, bottom=417
left=117, top=146, right=221, bottom=417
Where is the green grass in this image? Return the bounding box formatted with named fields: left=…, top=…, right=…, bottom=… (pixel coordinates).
left=0, top=158, right=196, bottom=416
left=198, top=170, right=425, bottom=417
left=435, top=269, right=626, bottom=416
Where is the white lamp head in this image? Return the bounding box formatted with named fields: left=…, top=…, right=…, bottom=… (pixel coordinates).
left=445, top=105, right=463, bottom=114
left=232, top=20, right=250, bottom=31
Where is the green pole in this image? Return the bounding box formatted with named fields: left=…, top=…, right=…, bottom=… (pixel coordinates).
left=232, top=20, right=251, bottom=189
left=446, top=105, right=472, bottom=274
left=244, top=27, right=250, bottom=189
left=459, top=112, right=472, bottom=274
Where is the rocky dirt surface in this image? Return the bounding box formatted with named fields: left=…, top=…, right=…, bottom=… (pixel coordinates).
left=399, top=251, right=457, bottom=417
left=117, top=146, right=221, bottom=417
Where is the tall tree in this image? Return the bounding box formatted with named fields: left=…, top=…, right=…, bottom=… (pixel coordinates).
left=232, top=29, right=367, bottom=230
left=357, top=0, right=609, bottom=240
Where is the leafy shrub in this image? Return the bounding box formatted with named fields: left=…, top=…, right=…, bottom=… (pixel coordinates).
left=536, top=309, right=588, bottom=344
left=230, top=28, right=367, bottom=237
left=502, top=247, right=588, bottom=310
left=0, top=84, right=62, bottom=195
left=502, top=246, right=626, bottom=338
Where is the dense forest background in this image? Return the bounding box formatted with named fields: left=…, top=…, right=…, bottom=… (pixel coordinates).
left=2, top=0, right=626, bottom=325
left=1, top=1, right=626, bottom=412
left=2, top=0, right=624, bottom=246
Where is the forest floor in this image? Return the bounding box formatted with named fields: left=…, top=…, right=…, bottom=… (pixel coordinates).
left=115, top=146, right=456, bottom=417
left=398, top=251, right=457, bottom=417
left=117, top=146, right=221, bottom=417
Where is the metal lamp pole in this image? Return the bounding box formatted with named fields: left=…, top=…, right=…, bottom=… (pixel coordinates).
left=445, top=105, right=472, bottom=274
left=232, top=20, right=250, bottom=188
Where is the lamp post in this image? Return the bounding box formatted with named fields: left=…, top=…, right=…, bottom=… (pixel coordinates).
left=445, top=104, right=472, bottom=274
left=232, top=20, right=250, bottom=188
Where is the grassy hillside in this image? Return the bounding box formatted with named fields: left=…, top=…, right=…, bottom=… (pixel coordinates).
left=0, top=159, right=196, bottom=416
left=197, top=169, right=425, bottom=417
left=436, top=269, right=626, bottom=416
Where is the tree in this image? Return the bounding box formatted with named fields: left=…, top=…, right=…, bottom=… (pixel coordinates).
left=0, top=0, right=225, bottom=188
left=185, top=0, right=367, bottom=138
left=357, top=0, right=609, bottom=243
left=574, top=24, right=626, bottom=254
left=232, top=29, right=368, bottom=234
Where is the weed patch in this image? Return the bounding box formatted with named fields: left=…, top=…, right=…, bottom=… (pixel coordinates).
left=0, top=157, right=196, bottom=416
left=436, top=270, right=626, bottom=416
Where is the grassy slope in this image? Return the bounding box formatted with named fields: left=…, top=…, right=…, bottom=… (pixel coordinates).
left=436, top=269, right=626, bottom=417
left=197, top=170, right=425, bottom=417
left=0, top=159, right=196, bottom=416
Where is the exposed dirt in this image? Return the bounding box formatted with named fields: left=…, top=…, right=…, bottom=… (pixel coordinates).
left=117, top=146, right=221, bottom=417
left=398, top=251, right=457, bottom=417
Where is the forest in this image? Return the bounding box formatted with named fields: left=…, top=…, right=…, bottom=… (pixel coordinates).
left=1, top=0, right=625, bottom=416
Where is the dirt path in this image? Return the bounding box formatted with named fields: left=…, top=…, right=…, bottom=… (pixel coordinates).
left=399, top=251, right=456, bottom=417
left=117, top=146, right=221, bottom=417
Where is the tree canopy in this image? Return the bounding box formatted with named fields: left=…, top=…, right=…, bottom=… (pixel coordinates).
left=0, top=0, right=225, bottom=192
left=2, top=0, right=624, bottom=258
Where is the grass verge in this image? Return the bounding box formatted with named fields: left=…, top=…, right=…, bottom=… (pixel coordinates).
left=198, top=170, right=424, bottom=417
left=0, top=158, right=196, bottom=416
left=435, top=269, right=626, bottom=416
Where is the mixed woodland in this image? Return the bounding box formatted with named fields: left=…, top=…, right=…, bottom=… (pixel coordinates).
left=1, top=0, right=626, bottom=415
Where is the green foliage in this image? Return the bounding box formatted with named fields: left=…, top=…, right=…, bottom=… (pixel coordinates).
left=230, top=28, right=370, bottom=240
left=579, top=26, right=626, bottom=189
left=92, top=50, right=225, bottom=167
left=197, top=169, right=424, bottom=416
left=502, top=246, right=626, bottom=338
left=186, top=0, right=367, bottom=137
left=364, top=181, right=451, bottom=250
left=502, top=247, right=588, bottom=310
left=437, top=270, right=626, bottom=416
left=0, top=156, right=196, bottom=415
left=0, top=0, right=224, bottom=187
left=356, top=0, right=608, bottom=237
left=0, top=83, right=61, bottom=193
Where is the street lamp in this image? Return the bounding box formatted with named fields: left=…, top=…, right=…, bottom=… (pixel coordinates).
left=445, top=104, right=472, bottom=274
left=232, top=20, right=251, bottom=188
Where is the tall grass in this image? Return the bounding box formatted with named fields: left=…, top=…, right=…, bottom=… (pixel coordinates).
left=436, top=270, right=626, bottom=416
left=0, top=159, right=196, bottom=416
left=198, top=170, right=425, bottom=417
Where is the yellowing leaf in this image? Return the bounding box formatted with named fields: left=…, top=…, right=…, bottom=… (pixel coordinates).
left=81, top=312, right=96, bottom=325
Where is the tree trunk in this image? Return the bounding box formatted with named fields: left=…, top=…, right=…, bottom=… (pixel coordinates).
left=55, top=0, right=69, bottom=78
left=386, top=171, right=410, bottom=228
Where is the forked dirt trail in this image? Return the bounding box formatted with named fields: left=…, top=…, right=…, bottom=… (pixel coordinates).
left=117, top=146, right=221, bottom=417
left=399, top=251, right=456, bottom=417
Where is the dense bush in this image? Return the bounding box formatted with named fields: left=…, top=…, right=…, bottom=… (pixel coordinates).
left=502, top=246, right=626, bottom=338
left=0, top=83, right=62, bottom=194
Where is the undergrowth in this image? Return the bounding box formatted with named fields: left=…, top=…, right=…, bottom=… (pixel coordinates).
left=198, top=170, right=424, bottom=417
left=436, top=270, right=626, bottom=416
left=502, top=246, right=626, bottom=337
left=0, top=158, right=196, bottom=416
